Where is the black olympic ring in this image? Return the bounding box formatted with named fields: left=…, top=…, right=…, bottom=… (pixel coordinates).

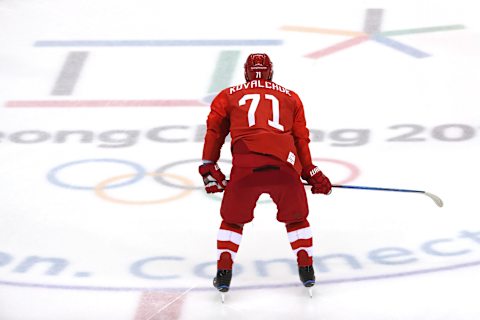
left=154, top=159, right=232, bottom=190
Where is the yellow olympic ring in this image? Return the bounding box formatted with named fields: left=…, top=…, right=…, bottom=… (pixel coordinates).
left=94, top=172, right=193, bottom=205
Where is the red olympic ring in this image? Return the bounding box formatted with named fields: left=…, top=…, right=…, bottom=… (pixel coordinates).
left=312, top=158, right=360, bottom=185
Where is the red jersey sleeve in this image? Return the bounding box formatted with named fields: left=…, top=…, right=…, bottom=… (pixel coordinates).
left=292, top=94, right=313, bottom=169
left=202, top=90, right=230, bottom=162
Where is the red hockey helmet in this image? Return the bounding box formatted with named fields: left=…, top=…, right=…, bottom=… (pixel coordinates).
left=244, top=53, right=273, bottom=81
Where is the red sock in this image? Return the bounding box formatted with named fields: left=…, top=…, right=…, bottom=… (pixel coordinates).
left=217, top=221, right=243, bottom=270
left=286, top=220, right=313, bottom=266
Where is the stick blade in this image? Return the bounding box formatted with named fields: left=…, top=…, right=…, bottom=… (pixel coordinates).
left=424, top=192, right=443, bottom=207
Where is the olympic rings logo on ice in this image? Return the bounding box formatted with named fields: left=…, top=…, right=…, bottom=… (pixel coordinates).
left=46, top=158, right=360, bottom=205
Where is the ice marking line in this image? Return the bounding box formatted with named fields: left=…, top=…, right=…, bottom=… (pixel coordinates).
left=282, top=9, right=465, bottom=59
left=134, top=291, right=187, bottom=320
left=379, top=25, right=466, bottom=36
left=50, top=51, right=88, bottom=96
left=1, top=259, right=479, bottom=292
left=364, top=8, right=383, bottom=34
left=143, top=286, right=195, bottom=320
left=304, top=35, right=369, bottom=59
left=207, top=50, right=240, bottom=94
left=34, top=40, right=283, bottom=47
left=280, top=26, right=366, bottom=37
left=5, top=100, right=206, bottom=107
left=371, top=34, right=431, bottom=58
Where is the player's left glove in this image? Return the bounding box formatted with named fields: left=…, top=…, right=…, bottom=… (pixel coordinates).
left=199, top=163, right=227, bottom=193
left=302, top=165, right=332, bottom=195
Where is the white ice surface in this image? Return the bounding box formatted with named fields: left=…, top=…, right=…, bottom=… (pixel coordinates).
left=1, top=0, right=480, bottom=319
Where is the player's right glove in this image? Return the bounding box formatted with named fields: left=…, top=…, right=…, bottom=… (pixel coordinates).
left=301, top=165, right=332, bottom=195
left=198, top=163, right=227, bottom=193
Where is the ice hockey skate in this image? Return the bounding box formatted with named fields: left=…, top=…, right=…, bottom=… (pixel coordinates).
left=213, top=269, right=232, bottom=303
left=298, top=265, right=315, bottom=298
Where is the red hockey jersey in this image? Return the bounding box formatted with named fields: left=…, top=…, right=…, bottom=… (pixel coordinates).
left=202, top=79, right=313, bottom=174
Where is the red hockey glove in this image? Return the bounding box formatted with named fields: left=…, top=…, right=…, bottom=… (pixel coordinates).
left=199, top=163, right=227, bottom=193
left=302, top=165, right=332, bottom=195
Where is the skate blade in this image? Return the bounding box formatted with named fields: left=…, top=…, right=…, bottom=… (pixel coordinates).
left=221, top=292, right=226, bottom=303
left=308, top=287, right=313, bottom=298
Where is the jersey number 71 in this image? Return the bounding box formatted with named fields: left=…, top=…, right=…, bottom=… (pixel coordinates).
left=238, top=94, right=284, bottom=131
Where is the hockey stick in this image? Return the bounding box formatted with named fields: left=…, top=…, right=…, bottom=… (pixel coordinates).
left=316, top=184, right=443, bottom=208
left=223, top=178, right=443, bottom=207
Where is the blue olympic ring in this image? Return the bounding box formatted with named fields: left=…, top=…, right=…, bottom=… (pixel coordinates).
left=47, top=158, right=146, bottom=190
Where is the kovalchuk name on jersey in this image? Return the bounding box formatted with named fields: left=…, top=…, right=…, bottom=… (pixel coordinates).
left=202, top=79, right=313, bottom=175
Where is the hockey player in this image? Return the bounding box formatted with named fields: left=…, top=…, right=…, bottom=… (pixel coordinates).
left=199, top=53, right=332, bottom=297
